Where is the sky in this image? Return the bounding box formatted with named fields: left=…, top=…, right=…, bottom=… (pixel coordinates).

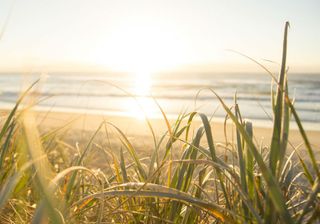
left=0, top=0, right=319, bottom=74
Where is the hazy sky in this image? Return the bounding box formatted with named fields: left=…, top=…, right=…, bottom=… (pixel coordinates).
left=0, top=0, right=319, bottom=73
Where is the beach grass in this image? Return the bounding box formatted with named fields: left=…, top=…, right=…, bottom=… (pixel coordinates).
left=0, top=22, right=319, bottom=223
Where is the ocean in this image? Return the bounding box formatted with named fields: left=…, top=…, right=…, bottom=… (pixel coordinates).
left=0, top=72, right=319, bottom=130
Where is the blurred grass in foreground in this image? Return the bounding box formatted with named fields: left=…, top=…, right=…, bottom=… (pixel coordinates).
left=0, top=22, right=319, bottom=224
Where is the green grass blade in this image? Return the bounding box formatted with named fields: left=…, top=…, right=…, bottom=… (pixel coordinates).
left=65, top=121, right=105, bottom=202
left=234, top=101, right=249, bottom=219
left=207, top=89, right=294, bottom=224
left=120, top=148, right=129, bottom=183
left=0, top=156, right=45, bottom=208
left=244, top=121, right=255, bottom=201
left=107, top=122, right=147, bottom=181
left=0, top=122, right=15, bottom=170
left=278, top=77, right=290, bottom=176
left=0, top=79, right=39, bottom=143
left=285, top=95, right=320, bottom=178
left=198, top=113, right=231, bottom=209
left=269, top=21, right=290, bottom=176
left=168, top=127, right=202, bottom=221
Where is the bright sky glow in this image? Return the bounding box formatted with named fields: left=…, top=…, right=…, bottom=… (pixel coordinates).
left=0, top=0, right=319, bottom=73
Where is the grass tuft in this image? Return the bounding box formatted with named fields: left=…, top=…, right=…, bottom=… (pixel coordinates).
left=0, top=22, right=319, bottom=223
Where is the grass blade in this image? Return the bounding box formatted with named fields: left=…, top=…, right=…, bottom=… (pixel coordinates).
left=206, top=88, right=294, bottom=224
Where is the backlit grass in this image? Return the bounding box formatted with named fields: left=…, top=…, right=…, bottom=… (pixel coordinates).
left=0, top=22, right=319, bottom=223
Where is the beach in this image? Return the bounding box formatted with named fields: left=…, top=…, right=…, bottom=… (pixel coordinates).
left=1, top=1, right=320, bottom=222
left=1, top=5, right=320, bottom=220
left=1, top=72, right=320, bottom=130
left=22, top=109, right=319, bottom=156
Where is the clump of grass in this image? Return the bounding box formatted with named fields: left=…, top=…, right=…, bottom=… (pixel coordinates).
left=0, top=22, right=319, bottom=223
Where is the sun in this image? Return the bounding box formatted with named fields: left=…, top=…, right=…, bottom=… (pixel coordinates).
left=91, top=21, right=188, bottom=74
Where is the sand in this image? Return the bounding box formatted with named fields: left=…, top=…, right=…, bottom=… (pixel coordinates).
left=1, top=108, right=319, bottom=170
left=2, top=108, right=318, bottom=155
left=29, top=110, right=320, bottom=150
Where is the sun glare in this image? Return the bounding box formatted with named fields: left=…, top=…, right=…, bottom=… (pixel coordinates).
left=127, top=70, right=157, bottom=120
left=91, top=23, right=187, bottom=120
left=92, top=22, right=188, bottom=74
left=133, top=69, right=151, bottom=96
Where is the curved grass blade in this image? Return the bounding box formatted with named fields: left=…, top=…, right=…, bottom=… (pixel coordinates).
left=106, top=122, right=147, bottom=181
left=0, top=79, right=39, bottom=143
left=74, top=182, right=236, bottom=223
left=285, top=95, right=320, bottom=178
left=65, top=121, right=105, bottom=202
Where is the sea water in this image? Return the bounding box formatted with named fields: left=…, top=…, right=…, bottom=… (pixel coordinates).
left=0, top=72, right=319, bottom=130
